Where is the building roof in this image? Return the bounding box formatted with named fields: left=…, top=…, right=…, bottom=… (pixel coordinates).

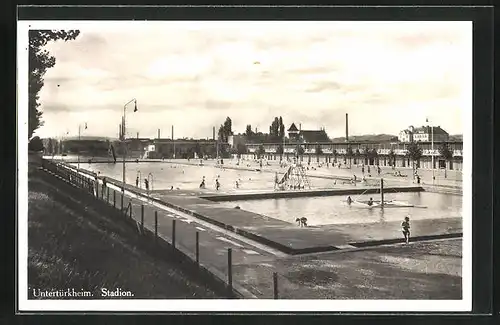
left=287, top=123, right=299, bottom=132
left=299, top=130, right=331, bottom=143
left=414, top=126, right=448, bottom=135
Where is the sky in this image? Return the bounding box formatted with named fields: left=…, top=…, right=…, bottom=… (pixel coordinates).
left=32, top=21, right=472, bottom=140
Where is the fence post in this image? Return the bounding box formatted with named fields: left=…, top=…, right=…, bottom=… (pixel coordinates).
left=273, top=272, right=278, bottom=299
left=227, top=248, right=233, bottom=295
left=121, top=193, right=124, bottom=212
left=113, top=190, right=116, bottom=208
left=154, top=211, right=158, bottom=246
left=141, top=205, right=144, bottom=233
left=172, top=219, right=176, bottom=249
left=129, top=202, right=132, bottom=218
left=195, top=231, right=199, bottom=265
left=106, top=187, right=109, bottom=204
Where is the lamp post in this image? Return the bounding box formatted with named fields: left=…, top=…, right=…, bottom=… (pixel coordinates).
left=426, top=118, right=435, bottom=185
left=122, top=98, right=138, bottom=191
left=77, top=122, right=88, bottom=170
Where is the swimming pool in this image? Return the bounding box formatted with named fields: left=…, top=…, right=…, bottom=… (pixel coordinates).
left=217, top=192, right=462, bottom=226
left=72, top=161, right=382, bottom=192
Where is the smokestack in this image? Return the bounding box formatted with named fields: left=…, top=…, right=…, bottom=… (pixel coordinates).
left=137, top=132, right=139, bottom=139
left=299, top=123, right=301, bottom=131
left=255, top=127, right=258, bottom=133
left=171, top=125, right=174, bottom=140
left=157, top=129, right=160, bottom=139
left=345, top=113, right=349, bottom=142
left=119, top=123, right=121, bottom=140
left=213, top=126, right=215, bottom=140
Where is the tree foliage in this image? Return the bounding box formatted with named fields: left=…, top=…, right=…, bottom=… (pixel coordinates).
left=28, top=136, right=44, bottom=152
left=315, top=144, right=323, bottom=155
left=346, top=145, right=353, bottom=158
left=269, top=116, right=286, bottom=139
left=388, top=149, right=396, bottom=165
left=46, top=138, right=53, bottom=154
left=257, top=144, right=266, bottom=158
left=245, top=124, right=254, bottom=137
left=278, top=116, right=285, bottom=138
left=276, top=143, right=284, bottom=155
left=236, top=143, right=247, bottom=155
left=29, top=30, right=81, bottom=139
left=438, top=143, right=453, bottom=160
left=218, top=117, right=233, bottom=143
left=406, top=141, right=423, bottom=164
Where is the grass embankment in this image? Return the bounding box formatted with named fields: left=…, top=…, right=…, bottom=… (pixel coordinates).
left=27, top=165, right=221, bottom=299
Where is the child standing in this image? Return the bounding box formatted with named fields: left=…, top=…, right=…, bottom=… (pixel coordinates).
left=402, top=216, right=411, bottom=244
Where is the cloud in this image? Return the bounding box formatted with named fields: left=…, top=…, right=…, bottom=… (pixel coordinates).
left=33, top=21, right=471, bottom=139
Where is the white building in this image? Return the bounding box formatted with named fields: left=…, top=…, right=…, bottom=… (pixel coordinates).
left=399, top=125, right=449, bottom=143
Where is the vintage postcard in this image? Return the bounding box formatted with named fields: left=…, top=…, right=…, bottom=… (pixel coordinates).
left=18, top=19, right=472, bottom=312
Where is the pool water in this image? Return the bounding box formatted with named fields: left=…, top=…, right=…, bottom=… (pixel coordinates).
left=218, top=192, right=462, bottom=226
left=72, top=161, right=370, bottom=192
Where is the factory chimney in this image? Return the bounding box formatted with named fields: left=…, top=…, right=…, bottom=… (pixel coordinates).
left=345, top=113, right=349, bottom=142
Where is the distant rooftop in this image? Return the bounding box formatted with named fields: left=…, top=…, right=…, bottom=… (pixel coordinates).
left=287, top=123, right=299, bottom=132
left=299, top=130, right=331, bottom=143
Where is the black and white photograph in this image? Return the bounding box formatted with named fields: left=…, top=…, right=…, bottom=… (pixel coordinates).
left=18, top=17, right=472, bottom=312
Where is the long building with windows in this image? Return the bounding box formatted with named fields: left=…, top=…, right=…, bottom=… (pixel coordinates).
left=239, top=140, right=463, bottom=171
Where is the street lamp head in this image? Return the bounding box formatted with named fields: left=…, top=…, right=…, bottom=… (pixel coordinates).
left=134, top=99, right=138, bottom=112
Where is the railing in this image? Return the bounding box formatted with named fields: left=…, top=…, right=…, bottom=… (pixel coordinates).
left=39, top=159, right=242, bottom=298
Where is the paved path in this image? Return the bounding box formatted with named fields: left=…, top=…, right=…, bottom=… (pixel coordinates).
left=49, top=163, right=463, bottom=299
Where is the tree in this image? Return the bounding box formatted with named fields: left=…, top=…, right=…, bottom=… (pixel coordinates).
left=314, top=143, right=323, bottom=163
left=346, top=145, right=353, bottom=168
left=245, top=124, right=254, bottom=137
left=218, top=124, right=225, bottom=143
left=279, top=116, right=285, bottom=139
left=332, top=149, right=338, bottom=163
left=29, top=30, right=81, bottom=139
left=236, top=143, right=247, bottom=155
left=223, top=117, right=233, bottom=139
left=276, top=143, right=284, bottom=155
left=194, top=142, right=202, bottom=158
left=406, top=141, right=423, bottom=171
left=438, top=142, right=453, bottom=178
left=46, top=138, right=53, bottom=154
left=257, top=144, right=266, bottom=158
left=28, top=136, right=44, bottom=152
left=388, top=149, right=396, bottom=168
left=354, top=148, right=361, bottom=165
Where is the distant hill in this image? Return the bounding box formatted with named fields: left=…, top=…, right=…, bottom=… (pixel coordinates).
left=449, top=134, right=463, bottom=141
left=331, top=134, right=398, bottom=143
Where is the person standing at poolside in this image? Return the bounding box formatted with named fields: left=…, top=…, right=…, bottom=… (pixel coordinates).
left=101, top=177, right=107, bottom=198
left=402, top=216, right=411, bottom=244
